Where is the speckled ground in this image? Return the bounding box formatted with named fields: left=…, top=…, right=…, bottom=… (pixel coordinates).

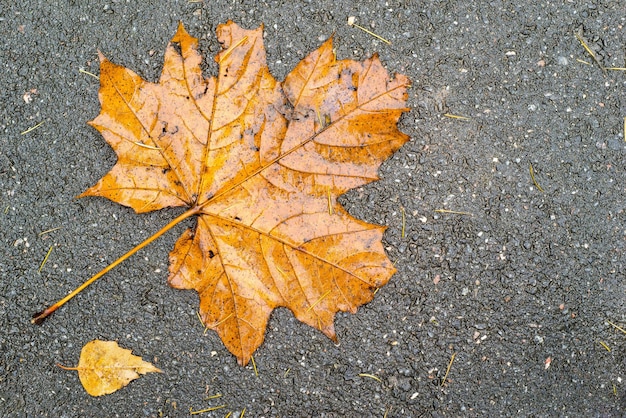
left=1, top=1, right=624, bottom=416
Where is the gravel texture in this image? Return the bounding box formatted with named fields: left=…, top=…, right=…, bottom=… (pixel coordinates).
left=1, top=1, right=624, bottom=416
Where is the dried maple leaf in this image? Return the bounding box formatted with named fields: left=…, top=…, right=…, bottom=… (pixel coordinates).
left=33, top=22, right=410, bottom=365
left=58, top=340, right=161, bottom=397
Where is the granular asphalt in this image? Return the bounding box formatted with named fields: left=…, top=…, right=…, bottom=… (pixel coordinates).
left=1, top=1, right=624, bottom=416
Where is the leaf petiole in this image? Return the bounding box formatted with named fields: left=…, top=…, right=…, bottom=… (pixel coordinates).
left=31, top=207, right=199, bottom=324
left=56, top=363, right=80, bottom=371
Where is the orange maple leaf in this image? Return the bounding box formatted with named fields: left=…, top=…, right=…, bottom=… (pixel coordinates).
left=34, top=22, right=410, bottom=365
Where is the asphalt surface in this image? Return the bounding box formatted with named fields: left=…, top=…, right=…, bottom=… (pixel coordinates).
left=1, top=1, right=625, bottom=417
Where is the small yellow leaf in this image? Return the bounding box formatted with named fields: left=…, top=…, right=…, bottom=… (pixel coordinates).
left=59, top=340, right=162, bottom=396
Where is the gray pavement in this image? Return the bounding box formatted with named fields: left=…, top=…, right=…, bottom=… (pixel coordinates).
left=1, top=1, right=624, bottom=416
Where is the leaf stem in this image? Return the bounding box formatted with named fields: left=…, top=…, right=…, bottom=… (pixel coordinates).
left=31, top=207, right=198, bottom=324
left=56, top=363, right=79, bottom=371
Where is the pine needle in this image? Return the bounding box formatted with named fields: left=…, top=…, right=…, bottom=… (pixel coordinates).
left=79, top=68, right=99, bottom=79
left=529, top=163, right=544, bottom=192
left=347, top=17, right=391, bottom=44
left=239, top=407, right=246, bottom=418
left=607, top=320, right=626, bottom=335
left=201, top=313, right=233, bottom=334
left=400, top=206, right=406, bottom=239
left=383, top=406, right=391, bottom=418
left=212, top=313, right=233, bottom=328
left=358, top=373, right=382, bottom=383
left=196, top=311, right=206, bottom=332
left=327, top=187, right=332, bottom=215
left=443, top=113, right=471, bottom=120
left=39, top=246, right=54, bottom=273
left=21, top=120, right=45, bottom=135
left=39, top=226, right=63, bottom=236
left=574, top=31, right=605, bottom=73
left=134, top=141, right=162, bottom=150
left=441, top=352, right=456, bottom=387
left=306, top=289, right=331, bottom=312
left=250, top=355, right=258, bottom=376
left=205, top=393, right=222, bottom=400
left=598, top=341, right=611, bottom=352
left=219, top=36, right=248, bottom=63
left=189, top=405, right=227, bottom=415
left=434, top=209, right=472, bottom=216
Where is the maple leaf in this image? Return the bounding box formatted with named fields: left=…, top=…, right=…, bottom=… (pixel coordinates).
left=58, top=340, right=161, bottom=397
left=34, top=22, right=410, bottom=366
